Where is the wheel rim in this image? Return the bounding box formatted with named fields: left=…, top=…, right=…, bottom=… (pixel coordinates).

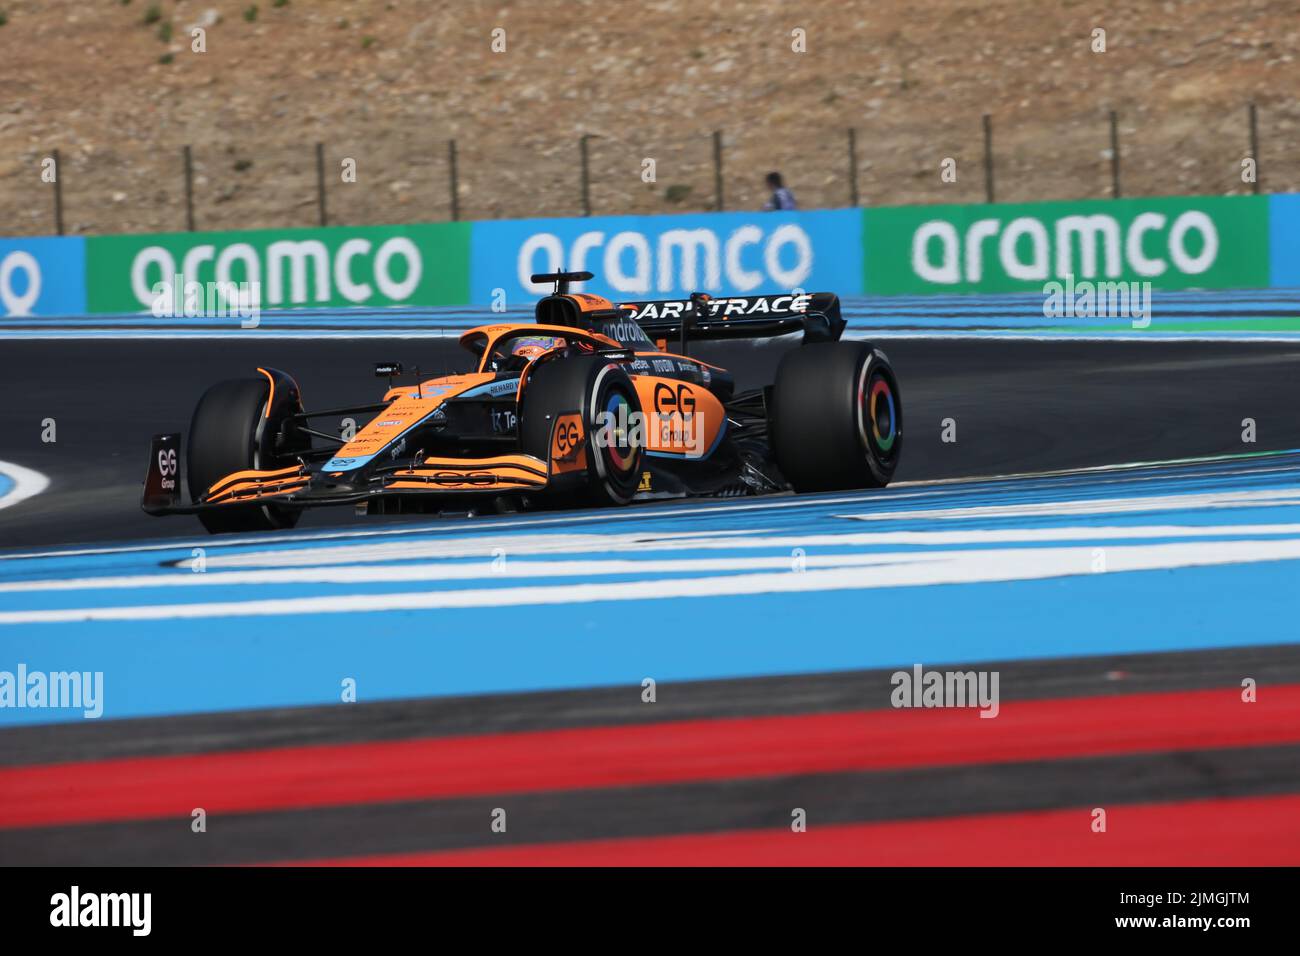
left=869, top=375, right=897, bottom=452
left=858, top=360, right=900, bottom=461
left=602, top=388, right=639, bottom=475
left=589, top=367, right=643, bottom=503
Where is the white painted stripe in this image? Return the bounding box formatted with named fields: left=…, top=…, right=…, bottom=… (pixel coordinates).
left=6, top=522, right=1300, bottom=594
left=181, top=483, right=1300, bottom=570
left=836, top=487, right=1300, bottom=523
left=0, top=461, right=49, bottom=512
left=4, top=537, right=1300, bottom=624
left=2, top=447, right=1295, bottom=564
left=0, top=552, right=902, bottom=593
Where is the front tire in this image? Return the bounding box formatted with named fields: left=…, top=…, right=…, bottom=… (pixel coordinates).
left=520, top=356, right=645, bottom=506
left=188, top=377, right=301, bottom=534
left=770, top=341, right=902, bottom=492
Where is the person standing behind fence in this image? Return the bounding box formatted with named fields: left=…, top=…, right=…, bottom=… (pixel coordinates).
left=762, top=171, right=797, bottom=211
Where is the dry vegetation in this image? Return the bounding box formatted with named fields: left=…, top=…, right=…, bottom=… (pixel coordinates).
left=1, top=0, right=1297, bottom=235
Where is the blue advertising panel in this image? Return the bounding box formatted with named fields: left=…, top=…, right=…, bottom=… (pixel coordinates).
left=470, top=209, right=862, bottom=307
left=0, top=236, right=87, bottom=318
left=1269, top=193, right=1300, bottom=287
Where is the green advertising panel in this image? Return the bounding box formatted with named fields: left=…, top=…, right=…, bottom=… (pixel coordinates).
left=863, top=195, right=1269, bottom=295
left=85, top=222, right=471, bottom=313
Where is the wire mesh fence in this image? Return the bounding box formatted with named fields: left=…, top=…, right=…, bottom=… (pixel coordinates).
left=3, top=101, right=1297, bottom=238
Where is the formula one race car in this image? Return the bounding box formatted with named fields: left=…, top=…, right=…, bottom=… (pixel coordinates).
left=142, top=271, right=902, bottom=533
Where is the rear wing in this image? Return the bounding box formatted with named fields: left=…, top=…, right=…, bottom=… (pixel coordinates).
left=621, top=292, right=845, bottom=345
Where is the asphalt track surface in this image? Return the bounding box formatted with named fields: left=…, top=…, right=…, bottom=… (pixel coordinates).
left=3, top=335, right=1300, bottom=546
left=2, top=330, right=1299, bottom=865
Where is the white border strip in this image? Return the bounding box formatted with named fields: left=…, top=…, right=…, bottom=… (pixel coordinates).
left=1, top=448, right=1295, bottom=563
left=0, top=460, right=50, bottom=512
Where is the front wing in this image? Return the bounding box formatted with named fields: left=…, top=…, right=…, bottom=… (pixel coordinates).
left=141, top=418, right=581, bottom=517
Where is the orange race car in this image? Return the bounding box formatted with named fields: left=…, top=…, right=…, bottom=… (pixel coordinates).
left=142, top=271, right=902, bottom=533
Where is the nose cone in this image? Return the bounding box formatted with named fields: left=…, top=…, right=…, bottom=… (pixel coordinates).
left=322, top=454, right=377, bottom=472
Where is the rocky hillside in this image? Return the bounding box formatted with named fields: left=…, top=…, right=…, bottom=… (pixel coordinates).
left=1, top=0, right=1297, bottom=235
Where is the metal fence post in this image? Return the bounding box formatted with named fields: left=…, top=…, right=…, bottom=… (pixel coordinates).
left=183, top=145, right=196, bottom=231
left=580, top=135, right=592, bottom=216
left=847, top=128, right=860, bottom=206
left=712, top=130, right=724, bottom=211
left=52, top=148, right=65, bottom=235
left=448, top=139, right=460, bottom=221
left=1109, top=110, right=1121, bottom=199
left=981, top=115, right=994, bottom=204
left=1248, top=102, right=1261, bottom=195
left=314, top=142, right=327, bottom=227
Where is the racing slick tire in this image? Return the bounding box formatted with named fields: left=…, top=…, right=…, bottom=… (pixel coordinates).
left=770, top=341, right=902, bottom=492
left=188, top=377, right=302, bottom=534
left=520, top=356, right=645, bottom=506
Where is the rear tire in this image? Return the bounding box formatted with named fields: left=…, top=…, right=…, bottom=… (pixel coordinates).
left=770, top=341, right=902, bottom=492
left=188, top=377, right=301, bottom=534
left=520, top=357, right=644, bottom=505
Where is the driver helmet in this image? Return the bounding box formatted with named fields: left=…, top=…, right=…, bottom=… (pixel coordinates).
left=509, top=335, right=565, bottom=362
